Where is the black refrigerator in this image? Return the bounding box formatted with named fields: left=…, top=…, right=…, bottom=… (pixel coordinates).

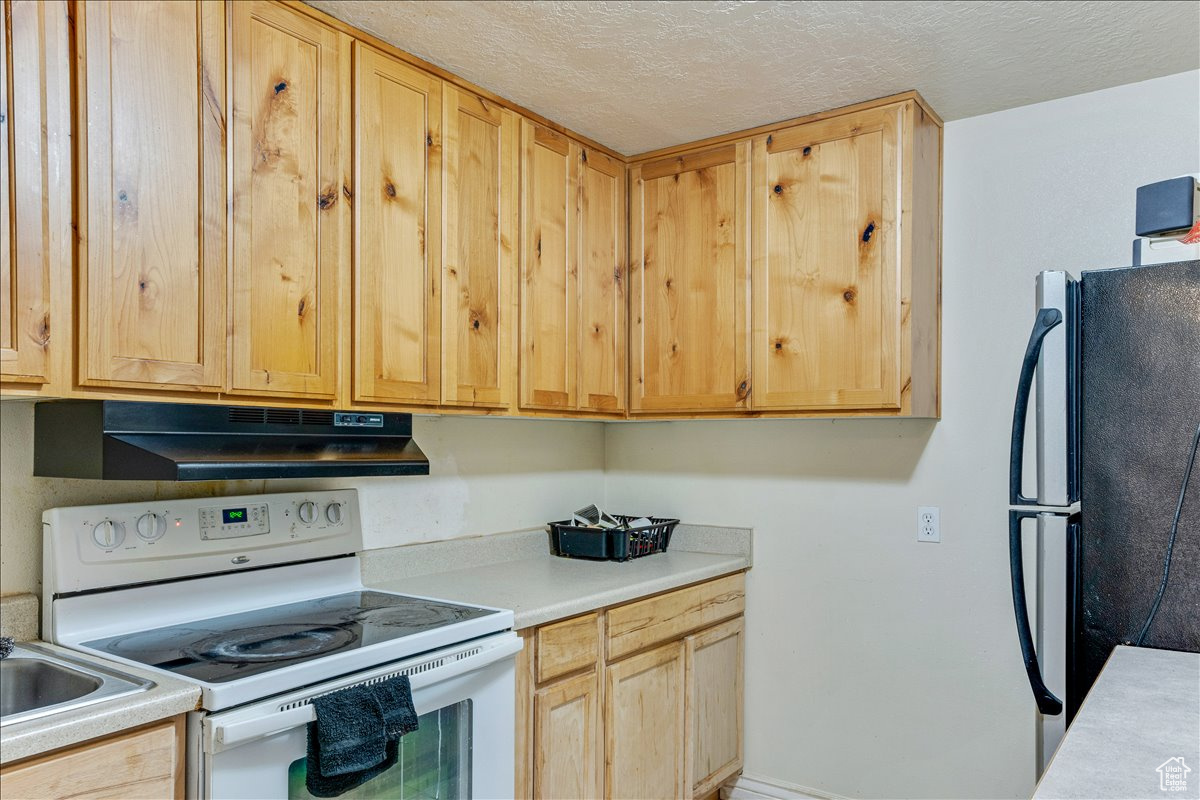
left=1008, top=259, right=1200, bottom=772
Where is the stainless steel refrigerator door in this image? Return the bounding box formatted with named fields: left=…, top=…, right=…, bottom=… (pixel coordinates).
left=1036, top=512, right=1068, bottom=774
left=1035, top=271, right=1079, bottom=507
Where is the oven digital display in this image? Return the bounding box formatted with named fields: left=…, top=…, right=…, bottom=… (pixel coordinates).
left=222, top=508, right=248, bottom=525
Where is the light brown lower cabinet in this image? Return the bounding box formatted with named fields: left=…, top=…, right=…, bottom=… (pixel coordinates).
left=0, top=716, right=184, bottom=800
left=535, top=669, right=603, bottom=799
left=517, top=573, right=746, bottom=799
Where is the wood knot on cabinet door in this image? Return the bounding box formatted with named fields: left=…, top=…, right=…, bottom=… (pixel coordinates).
left=737, top=380, right=750, bottom=400
left=581, top=149, right=588, bottom=163
left=317, top=188, right=337, bottom=209
left=773, top=184, right=783, bottom=195
left=774, top=340, right=783, bottom=352
left=117, top=190, right=128, bottom=202
left=384, top=181, right=397, bottom=199
left=802, top=146, right=812, bottom=156
left=297, top=297, right=307, bottom=317
left=274, top=81, right=287, bottom=94
left=342, top=184, right=352, bottom=201
left=36, top=313, right=50, bottom=347
left=426, top=134, right=433, bottom=147
left=842, top=288, right=856, bottom=304
left=861, top=221, right=875, bottom=243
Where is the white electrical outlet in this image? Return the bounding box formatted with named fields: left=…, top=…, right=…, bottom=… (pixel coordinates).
left=917, top=506, right=940, bottom=543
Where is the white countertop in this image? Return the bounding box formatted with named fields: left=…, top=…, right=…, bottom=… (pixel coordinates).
left=1, top=523, right=750, bottom=763
left=0, top=642, right=201, bottom=765
left=1034, top=646, right=1200, bottom=800
left=370, top=548, right=750, bottom=629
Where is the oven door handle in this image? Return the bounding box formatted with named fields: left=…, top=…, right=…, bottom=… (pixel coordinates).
left=213, top=634, right=523, bottom=748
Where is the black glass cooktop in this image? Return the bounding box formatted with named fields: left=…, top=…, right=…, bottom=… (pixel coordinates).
left=83, top=591, right=498, bottom=684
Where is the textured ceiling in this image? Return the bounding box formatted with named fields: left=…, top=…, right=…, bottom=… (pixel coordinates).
left=306, top=0, right=1200, bottom=155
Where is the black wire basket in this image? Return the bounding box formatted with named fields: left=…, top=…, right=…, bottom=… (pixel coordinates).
left=548, top=516, right=680, bottom=562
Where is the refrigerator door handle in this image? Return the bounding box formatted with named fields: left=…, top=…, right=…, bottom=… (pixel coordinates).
left=1010, top=509, right=1064, bottom=715
left=1010, top=308, right=1064, bottom=505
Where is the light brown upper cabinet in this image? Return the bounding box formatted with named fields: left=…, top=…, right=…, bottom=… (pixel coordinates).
left=630, top=144, right=752, bottom=413
left=75, top=0, right=225, bottom=392
left=353, top=43, right=441, bottom=406
left=229, top=1, right=349, bottom=399
left=750, top=100, right=939, bottom=414
left=441, top=85, right=517, bottom=409
left=519, top=122, right=576, bottom=412
left=576, top=145, right=627, bottom=414
left=519, top=121, right=627, bottom=415
left=0, top=0, right=69, bottom=388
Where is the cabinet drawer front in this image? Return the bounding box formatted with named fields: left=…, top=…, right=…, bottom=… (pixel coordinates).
left=0, top=718, right=181, bottom=799
left=607, top=573, right=745, bottom=661
left=536, top=611, right=599, bottom=683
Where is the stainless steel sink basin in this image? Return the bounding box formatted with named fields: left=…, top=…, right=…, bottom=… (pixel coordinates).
left=0, top=644, right=154, bottom=727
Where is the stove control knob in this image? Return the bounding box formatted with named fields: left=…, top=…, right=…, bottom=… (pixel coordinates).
left=92, top=520, right=126, bottom=549
left=325, top=503, right=343, bottom=525
left=298, top=501, right=318, bottom=525
left=136, top=512, right=167, bottom=542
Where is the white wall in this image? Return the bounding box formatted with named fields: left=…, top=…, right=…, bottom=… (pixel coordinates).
left=604, top=70, right=1200, bottom=800
left=0, top=401, right=604, bottom=597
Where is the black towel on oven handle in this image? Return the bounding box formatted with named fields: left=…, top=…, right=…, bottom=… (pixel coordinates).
left=374, top=674, right=419, bottom=740
left=305, top=675, right=420, bottom=798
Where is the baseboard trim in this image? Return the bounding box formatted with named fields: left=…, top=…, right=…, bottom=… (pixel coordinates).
left=722, top=773, right=851, bottom=800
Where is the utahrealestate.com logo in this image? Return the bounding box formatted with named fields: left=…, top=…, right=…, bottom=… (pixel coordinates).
left=1158, top=757, right=1191, bottom=792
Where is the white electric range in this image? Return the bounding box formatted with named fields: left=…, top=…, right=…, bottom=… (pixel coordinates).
left=42, top=489, right=520, bottom=799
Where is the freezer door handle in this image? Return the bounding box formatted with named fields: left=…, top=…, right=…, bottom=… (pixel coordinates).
left=1010, top=308, right=1064, bottom=505
left=1009, top=509, right=1064, bottom=715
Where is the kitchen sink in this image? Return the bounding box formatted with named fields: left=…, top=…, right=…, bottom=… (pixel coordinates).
left=0, top=644, right=154, bottom=727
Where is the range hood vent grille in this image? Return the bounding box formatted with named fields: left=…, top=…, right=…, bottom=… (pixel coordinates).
left=266, top=408, right=301, bottom=425
left=226, top=407, right=335, bottom=427
left=227, top=407, right=266, bottom=424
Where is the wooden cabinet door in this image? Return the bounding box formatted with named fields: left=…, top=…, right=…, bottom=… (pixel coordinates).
left=577, top=147, right=627, bottom=414
left=229, top=1, right=348, bottom=399
left=534, top=670, right=602, bottom=799
left=1, top=0, right=68, bottom=385
left=353, top=43, right=440, bottom=405
left=687, top=616, right=745, bottom=797
left=605, top=640, right=688, bottom=799
left=519, top=121, right=576, bottom=412
left=630, top=144, right=751, bottom=413
left=76, top=0, right=225, bottom=391
left=0, top=718, right=183, bottom=799
left=441, top=85, right=516, bottom=408
left=751, top=106, right=901, bottom=410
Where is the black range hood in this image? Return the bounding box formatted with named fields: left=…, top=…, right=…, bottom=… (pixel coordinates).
left=34, top=401, right=430, bottom=481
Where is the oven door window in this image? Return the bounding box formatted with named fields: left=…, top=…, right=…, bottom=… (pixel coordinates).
left=287, top=701, right=472, bottom=799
